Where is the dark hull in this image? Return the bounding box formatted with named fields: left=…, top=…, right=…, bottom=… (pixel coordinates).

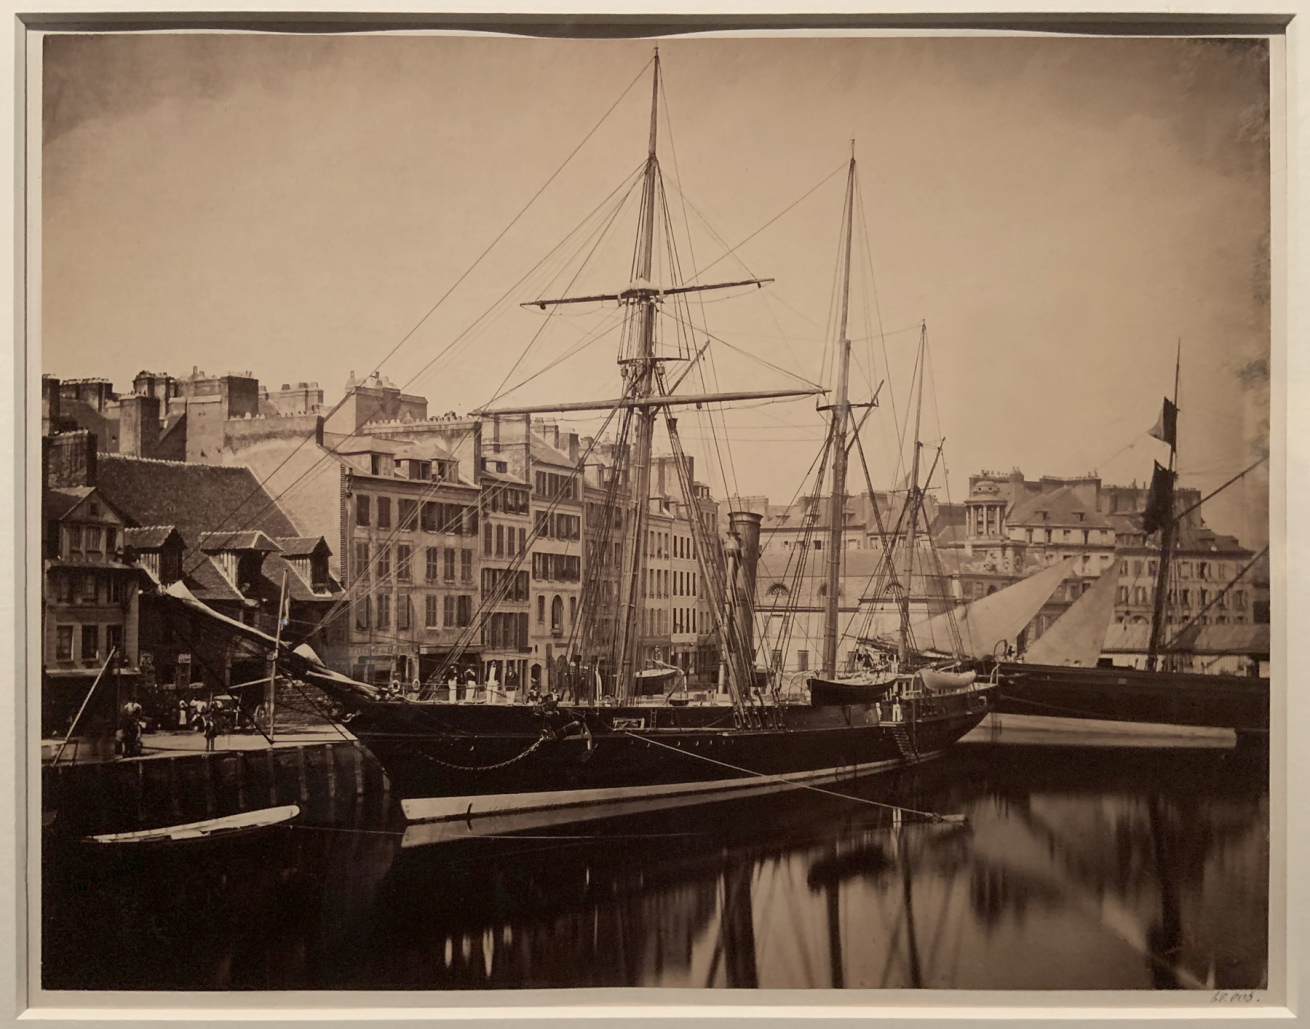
left=996, top=662, right=1268, bottom=733
left=338, top=687, right=995, bottom=834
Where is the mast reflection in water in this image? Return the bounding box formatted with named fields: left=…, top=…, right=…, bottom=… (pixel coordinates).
left=43, top=740, right=1267, bottom=991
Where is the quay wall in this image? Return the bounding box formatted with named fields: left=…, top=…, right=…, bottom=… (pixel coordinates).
left=43, top=740, right=391, bottom=840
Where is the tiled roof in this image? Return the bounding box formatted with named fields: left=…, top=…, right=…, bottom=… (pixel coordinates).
left=96, top=455, right=299, bottom=556
left=123, top=525, right=181, bottom=549
left=274, top=536, right=326, bottom=557
left=198, top=529, right=282, bottom=553
left=1007, top=485, right=1112, bottom=529
left=183, top=556, right=248, bottom=604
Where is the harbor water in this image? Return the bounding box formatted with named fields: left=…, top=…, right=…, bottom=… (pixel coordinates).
left=41, top=725, right=1268, bottom=992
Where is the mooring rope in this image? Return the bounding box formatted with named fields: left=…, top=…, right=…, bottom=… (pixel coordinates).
left=620, top=731, right=965, bottom=824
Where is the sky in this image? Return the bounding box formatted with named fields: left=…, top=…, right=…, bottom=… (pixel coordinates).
left=41, top=32, right=1271, bottom=546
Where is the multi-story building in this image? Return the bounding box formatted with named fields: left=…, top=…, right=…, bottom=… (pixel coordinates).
left=333, top=436, right=482, bottom=687
left=477, top=470, right=533, bottom=691
left=41, top=480, right=141, bottom=736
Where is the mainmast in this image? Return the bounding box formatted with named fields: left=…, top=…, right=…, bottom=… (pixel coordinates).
left=821, top=150, right=857, bottom=678
left=490, top=50, right=810, bottom=699
left=614, top=50, right=663, bottom=698
left=899, top=325, right=927, bottom=666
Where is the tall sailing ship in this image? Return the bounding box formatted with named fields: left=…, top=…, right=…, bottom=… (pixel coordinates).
left=267, top=52, right=999, bottom=837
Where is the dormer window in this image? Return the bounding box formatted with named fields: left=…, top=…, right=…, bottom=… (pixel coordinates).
left=1040, top=511, right=1049, bottom=520
left=311, top=552, right=330, bottom=590
left=370, top=454, right=383, bottom=476
left=236, top=552, right=262, bottom=595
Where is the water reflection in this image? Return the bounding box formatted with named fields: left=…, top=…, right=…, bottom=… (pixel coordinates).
left=43, top=742, right=1268, bottom=991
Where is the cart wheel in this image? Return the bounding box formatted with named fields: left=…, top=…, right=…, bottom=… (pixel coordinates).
left=253, top=702, right=272, bottom=735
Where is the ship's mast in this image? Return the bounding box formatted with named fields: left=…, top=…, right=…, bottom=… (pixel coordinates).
left=821, top=150, right=857, bottom=678
left=900, top=326, right=927, bottom=666
left=614, top=51, right=663, bottom=698
left=1146, top=343, right=1181, bottom=672
left=482, top=50, right=813, bottom=698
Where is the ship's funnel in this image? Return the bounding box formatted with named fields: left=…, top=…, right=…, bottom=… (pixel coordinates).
left=728, top=511, right=763, bottom=669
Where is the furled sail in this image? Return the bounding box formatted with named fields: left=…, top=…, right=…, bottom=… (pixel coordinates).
left=909, top=557, right=1076, bottom=659
left=1021, top=562, right=1119, bottom=666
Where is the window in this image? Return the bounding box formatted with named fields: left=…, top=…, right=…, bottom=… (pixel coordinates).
left=517, top=527, right=526, bottom=556
left=425, top=595, right=439, bottom=628
left=457, top=595, right=472, bottom=627
left=813, top=540, right=823, bottom=551
left=55, top=625, right=73, bottom=661
left=569, top=596, right=577, bottom=626
left=1234, top=590, right=1247, bottom=610
left=356, top=495, right=371, bottom=527
left=421, top=502, right=439, bottom=532
left=376, top=545, right=391, bottom=581
left=356, top=596, right=371, bottom=630
left=1082, top=530, right=1089, bottom=545
left=798, top=649, right=809, bottom=671
left=376, top=594, right=391, bottom=630
left=104, top=527, right=117, bottom=554
left=398, top=499, right=418, bottom=530
left=397, top=595, right=411, bottom=630
left=109, top=575, right=126, bottom=603
left=483, top=522, right=493, bottom=557
left=444, top=549, right=456, bottom=582
left=397, top=545, right=412, bottom=582
left=496, top=524, right=505, bottom=557
left=355, top=542, right=370, bottom=583
left=1197, top=561, right=1209, bottom=580
left=66, top=524, right=82, bottom=556
left=377, top=498, right=392, bottom=530
left=1148, top=560, right=1158, bottom=575
left=54, top=572, right=72, bottom=604
left=551, top=596, right=563, bottom=635
left=85, top=525, right=102, bottom=554
left=81, top=624, right=98, bottom=662
left=537, top=595, right=546, bottom=624
left=1117, top=586, right=1129, bottom=604
left=444, top=595, right=455, bottom=627
left=81, top=573, right=98, bottom=603
left=461, top=549, right=473, bottom=583
left=426, top=547, right=440, bottom=582
left=106, top=623, right=123, bottom=656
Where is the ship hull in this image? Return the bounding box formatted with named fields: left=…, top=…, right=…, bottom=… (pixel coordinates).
left=339, top=687, right=994, bottom=832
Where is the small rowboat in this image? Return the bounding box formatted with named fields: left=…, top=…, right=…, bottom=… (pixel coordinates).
left=83, top=804, right=300, bottom=846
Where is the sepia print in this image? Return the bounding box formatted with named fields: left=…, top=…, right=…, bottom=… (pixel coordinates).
left=36, top=30, right=1272, bottom=995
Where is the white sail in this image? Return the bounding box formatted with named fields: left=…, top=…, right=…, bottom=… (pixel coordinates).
left=909, top=557, right=1076, bottom=659
left=1022, top=563, right=1119, bottom=666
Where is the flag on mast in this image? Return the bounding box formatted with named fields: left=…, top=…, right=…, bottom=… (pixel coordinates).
left=1142, top=461, right=1176, bottom=536
left=1148, top=397, right=1178, bottom=449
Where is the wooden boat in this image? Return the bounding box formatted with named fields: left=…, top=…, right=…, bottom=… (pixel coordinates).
left=83, top=804, right=300, bottom=846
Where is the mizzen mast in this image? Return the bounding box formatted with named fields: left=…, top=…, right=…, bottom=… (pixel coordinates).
left=821, top=149, right=858, bottom=678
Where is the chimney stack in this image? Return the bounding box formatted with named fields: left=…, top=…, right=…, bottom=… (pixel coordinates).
left=119, top=394, right=161, bottom=458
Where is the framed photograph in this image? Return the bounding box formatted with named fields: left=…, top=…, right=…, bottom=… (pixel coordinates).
left=8, top=4, right=1302, bottom=1025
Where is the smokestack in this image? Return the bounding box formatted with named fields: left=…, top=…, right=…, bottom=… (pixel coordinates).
left=729, top=510, right=763, bottom=667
